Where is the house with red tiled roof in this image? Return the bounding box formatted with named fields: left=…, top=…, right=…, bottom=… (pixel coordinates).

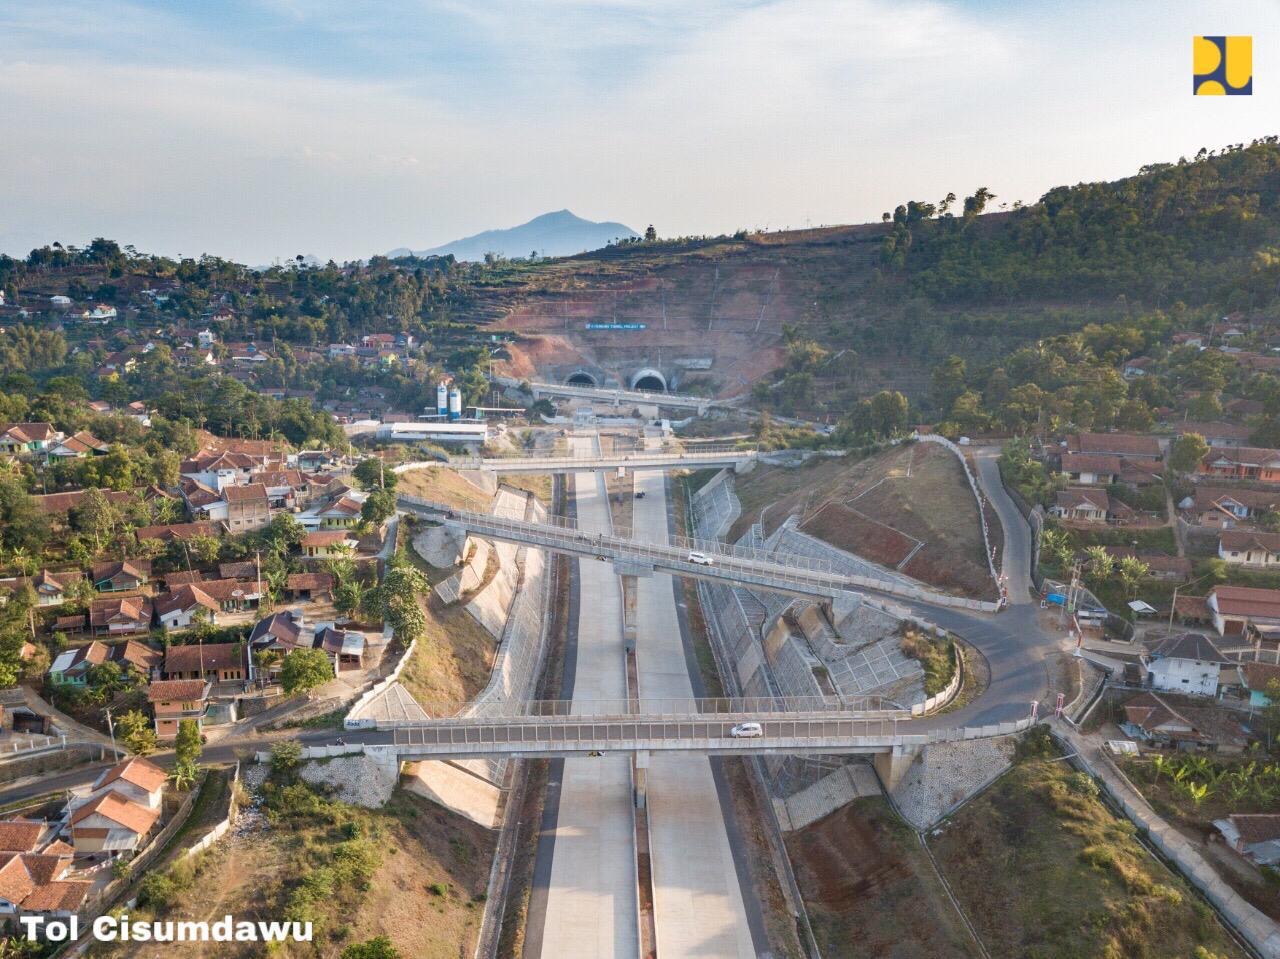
left=301, top=529, right=356, bottom=558
left=32, top=488, right=133, bottom=515
left=1051, top=488, right=1127, bottom=525
left=221, top=482, right=270, bottom=532
left=1207, top=585, right=1280, bottom=637
left=86, top=757, right=166, bottom=809
left=88, top=595, right=153, bottom=637
left=1184, top=487, right=1280, bottom=528
left=162, top=642, right=250, bottom=684
left=1214, top=815, right=1280, bottom=866
left=1218, top=529, right=1280, bottom=569
left=154, top=585, right=221, bottom=632
left=91, top=559, right=150, bottom=592
left=68, top=790, right=161, bottom=854
left=1060, top=453, right=1122, bottom=486
left=47, top=642, right=110, bottom=686
left=0, top=423, right=62, bottom=456
left=47, top=430, right=110, bottom=459
left=286, top=571, right=334, bottom=599
left=147, top=679, right=210, bottom=740
left=1198, top=447, right=1280, bottom=484
left=1066, top=432, right=1162, bottom=461
left=0, top=821, right=46, bottom=854
left=29, top=569, right=84, bottom=607
left=0, top=848, right=87, bottom=918
left=1174, top=421, right=1252, bottom=448
left=133, top=521, right=218, bottom=543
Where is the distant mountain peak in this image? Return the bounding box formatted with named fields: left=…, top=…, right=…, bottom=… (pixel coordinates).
left=389, top=210, right=638, bottom=262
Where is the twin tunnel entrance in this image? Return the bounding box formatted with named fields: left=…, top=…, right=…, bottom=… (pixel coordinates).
left=565, top=368, right=667, bottom=393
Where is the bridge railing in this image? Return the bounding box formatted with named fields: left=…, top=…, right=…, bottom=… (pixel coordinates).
left=423, top=694, right=897, bottom=721
left=386, top=714, right=1040, bottom=750
left=399, top=495, right=836, bottom=580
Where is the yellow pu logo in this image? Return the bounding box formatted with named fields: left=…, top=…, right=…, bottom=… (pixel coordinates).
left=1195, top=36, right=1252, bottom=95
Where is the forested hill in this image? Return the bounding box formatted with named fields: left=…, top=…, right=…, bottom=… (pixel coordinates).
left=878, top=136, right=1280, bottom=310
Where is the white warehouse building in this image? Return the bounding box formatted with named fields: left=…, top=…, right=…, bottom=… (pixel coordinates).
left=374, top=421, right=488, bottom=445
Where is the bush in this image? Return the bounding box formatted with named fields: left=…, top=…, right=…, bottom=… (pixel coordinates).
left=1067, top=772, right=1101, bottom=798
left=269, top=740, right=303, bottom=777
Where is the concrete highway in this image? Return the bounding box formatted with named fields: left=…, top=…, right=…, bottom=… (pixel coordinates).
left=534, top=446, right=640, bottom=958
left=632, top=469, right=757, bottom=957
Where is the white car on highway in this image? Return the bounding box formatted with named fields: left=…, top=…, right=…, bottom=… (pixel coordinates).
left=729, top=722, right=763, bottom=738
left=686, top=550, right=714, bottom=566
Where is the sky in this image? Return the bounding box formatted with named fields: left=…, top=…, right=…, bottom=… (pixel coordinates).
left=0, top=0, right=1276, bottom=265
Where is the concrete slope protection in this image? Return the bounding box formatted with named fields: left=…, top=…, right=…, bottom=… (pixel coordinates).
left=633, top=469, right=757, bottom=958
left=536, top=452, right=640, bottom=958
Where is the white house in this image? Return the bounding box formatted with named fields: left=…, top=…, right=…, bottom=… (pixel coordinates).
left=197, top=329, right=216, bottom=348
left=1146, top=632, right=1230, bottom=697
left=153, top=585, right=220, bottom=632
left=1218, top=529, right=1280, bottom=569
left=81, top=304, right=117, bottom=323
left=49, top=295, right=71, bottom=308
left=76, top=757, right=166, bottom=811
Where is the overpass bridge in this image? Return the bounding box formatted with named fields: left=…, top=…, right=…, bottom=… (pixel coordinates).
left=526, top=380, right=713, bottom=413
left=393, top=444, right=755, bottom=475
left=383, top=713, right=1035, bottom=759
left=398, top=493, right=998, bottom=610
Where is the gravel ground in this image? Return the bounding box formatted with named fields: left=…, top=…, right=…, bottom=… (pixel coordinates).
left=891, top=736, right=1017, bottom=830
left=299, top=754, right=399, bottom=808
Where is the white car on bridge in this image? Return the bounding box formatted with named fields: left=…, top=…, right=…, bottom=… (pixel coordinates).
left=729, top=722, right=763, bottom=738
left=686, top=550, right=714, bottom=566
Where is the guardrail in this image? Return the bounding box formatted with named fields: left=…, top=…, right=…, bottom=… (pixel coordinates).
left=0, top=734, right=67, bottom=761
left=457, top=694, right=894, bottom=719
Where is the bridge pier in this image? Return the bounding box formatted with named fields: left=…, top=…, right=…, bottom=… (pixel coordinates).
left=873, top=744, right=921, bottom=791
left=633, top=750, right=649, bottom=809
left=621, top=574, right=639, bottom=653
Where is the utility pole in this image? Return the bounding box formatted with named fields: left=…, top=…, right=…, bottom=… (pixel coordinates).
left=104, top=706, right=120, bottom=759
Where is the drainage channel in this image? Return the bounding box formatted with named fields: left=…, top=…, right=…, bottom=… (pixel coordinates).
left=627, top=643, right=659, bottom=959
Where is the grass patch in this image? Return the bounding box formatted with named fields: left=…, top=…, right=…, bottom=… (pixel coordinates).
left=398, top=468, right=493, bottom=511
left=899, top=626, right=956, bottom=697
left=502, top=473, right=553, bottom=505
left=787, top=797, right=979, bottom=959
left=929, top=728, right=1246, bottom=959
left=398, top=596, right=497, bottom=715
left=279, top=708, right=347, bottom=730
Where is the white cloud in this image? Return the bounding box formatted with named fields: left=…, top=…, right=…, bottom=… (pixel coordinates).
left=0, top=0, right=1276, bottom=262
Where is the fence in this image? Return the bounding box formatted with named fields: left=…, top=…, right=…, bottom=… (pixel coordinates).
left=0, top=734, right=66, bottom=761
left=183, top=761, right=242, bottom=859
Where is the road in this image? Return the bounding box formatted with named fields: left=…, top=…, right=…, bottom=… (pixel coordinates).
left=632, top=469, right=757, bottom=956
left=973, top=445, right=1034, bottom=603
left=535, top=452, right=640, bottom=957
